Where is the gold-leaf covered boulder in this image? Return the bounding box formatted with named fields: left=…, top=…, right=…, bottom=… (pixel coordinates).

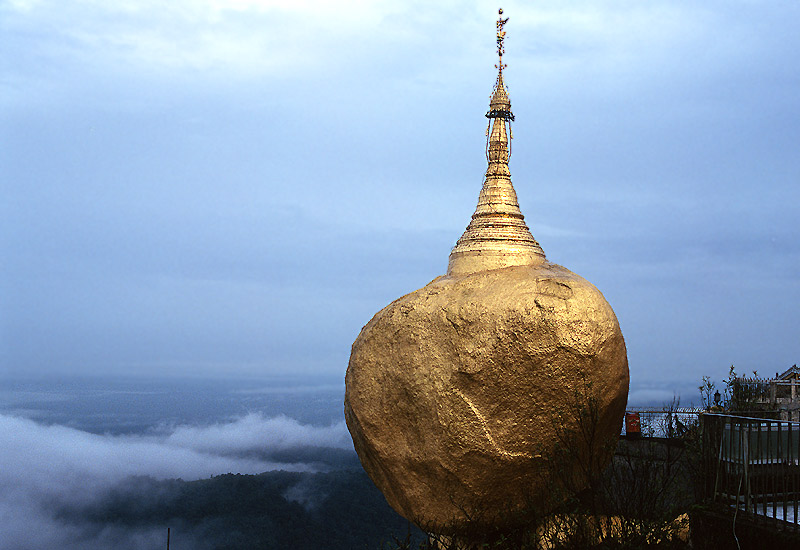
left=346, top=264, right=627, bottom=532
left=345, top=10, right=628, bottom=535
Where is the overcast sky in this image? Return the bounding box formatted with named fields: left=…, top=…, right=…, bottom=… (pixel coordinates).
left=2, top=0, right=798, bottom=397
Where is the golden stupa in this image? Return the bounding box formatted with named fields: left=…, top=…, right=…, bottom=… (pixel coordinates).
left=448, top=13, right=545, bottom=276
left=345, top=10, right=629, bottom=535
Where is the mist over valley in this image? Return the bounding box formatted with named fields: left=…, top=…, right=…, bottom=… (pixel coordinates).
left=0, top=375, right=421, bottom=549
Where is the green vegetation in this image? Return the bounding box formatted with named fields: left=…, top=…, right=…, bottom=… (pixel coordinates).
left=53, top=469, right=425, bottom=550
left=700, top=365, right=777, bottom=417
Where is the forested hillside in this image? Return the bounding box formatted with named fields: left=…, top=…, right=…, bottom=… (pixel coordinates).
left=53, top=468, right=424, bottom=549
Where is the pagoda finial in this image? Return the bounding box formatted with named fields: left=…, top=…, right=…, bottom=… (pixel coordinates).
left=487, top=8, right=514, bottom=123
left=447, top=9, right=545, bottom=276
left=496, top=8, right=509, bottom=75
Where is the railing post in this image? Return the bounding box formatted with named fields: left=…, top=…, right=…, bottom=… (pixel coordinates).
left=744, top=420, right=750, bottom=513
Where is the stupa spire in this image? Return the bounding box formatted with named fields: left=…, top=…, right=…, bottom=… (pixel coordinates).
left=447, top=9, right=546, bottom=276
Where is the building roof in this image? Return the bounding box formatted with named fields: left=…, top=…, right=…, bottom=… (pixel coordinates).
left=777, top=364, right=800, bottom=380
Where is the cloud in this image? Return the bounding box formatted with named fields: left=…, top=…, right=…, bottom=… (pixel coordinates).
left=0, top=499, right=170, bottom=550
left=162, top=413, right=352, bottom=455
left=0, top=413, right=349, bottom=493
left=0, top=412, right=351, bottom=549
left=0, top=0, right=406, bottom=84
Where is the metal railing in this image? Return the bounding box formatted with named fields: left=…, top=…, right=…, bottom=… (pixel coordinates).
left=621, top=408, right=703, bottom=438
left=702, top=413, right=800, bottom=527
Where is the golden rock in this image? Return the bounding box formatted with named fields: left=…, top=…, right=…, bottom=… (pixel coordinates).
left=345, top=265, right=628, bottom=532
left=344, top=10, right=629, bottom=535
